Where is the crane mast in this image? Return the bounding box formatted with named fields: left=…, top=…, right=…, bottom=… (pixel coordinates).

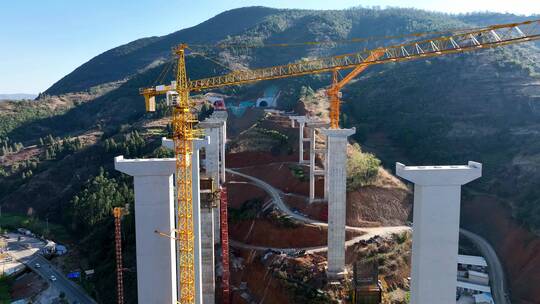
left=172, top=44, right=197, bottom=304
left=113, top=206, right=127, bottom=304
left=139, top=19, right=539, bottom=304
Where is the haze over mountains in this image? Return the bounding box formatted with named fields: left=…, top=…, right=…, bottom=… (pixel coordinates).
left=1, top=6, right=540, bottom=303
left=0, top=94, right=37, bottom=101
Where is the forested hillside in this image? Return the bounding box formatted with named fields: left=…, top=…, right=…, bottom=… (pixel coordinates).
left=1, top=6, right=539, bottom=303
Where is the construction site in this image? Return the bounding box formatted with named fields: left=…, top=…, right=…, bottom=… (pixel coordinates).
left=4, top=2, right=540, bottom=304
left=103, top=19, right=540, bottom=304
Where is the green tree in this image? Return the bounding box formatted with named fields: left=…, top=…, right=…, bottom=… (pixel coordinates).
left=347, top=143, right=381, bottom=190
left=71, top=168, right=133, bottom=232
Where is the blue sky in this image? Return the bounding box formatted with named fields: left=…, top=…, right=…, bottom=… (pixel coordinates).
left=1, top=0, right=539, bottom=94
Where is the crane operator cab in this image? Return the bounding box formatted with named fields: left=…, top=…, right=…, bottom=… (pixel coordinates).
left=166, top=90, right=179, bottom=106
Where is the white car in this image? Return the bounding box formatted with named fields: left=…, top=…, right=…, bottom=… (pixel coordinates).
left=35, top=263, right=40, bottom=268
left=50, top=275, right=57, bottom=282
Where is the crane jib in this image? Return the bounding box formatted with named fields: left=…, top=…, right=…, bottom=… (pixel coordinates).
left=187, top=30, right=540, bottom=91
left=138, top=18, right=540, bottom=304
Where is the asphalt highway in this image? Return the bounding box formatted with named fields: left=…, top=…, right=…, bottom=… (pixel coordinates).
left=460, top=229, right=509, bottom=304
left=8, top=237, right=96, bottom=304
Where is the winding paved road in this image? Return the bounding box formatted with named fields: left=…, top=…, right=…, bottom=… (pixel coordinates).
left=228, top=168, right=509, bottom=303
left=460, top=229, right=509, bottom=304
left=26, top=255, right=97, bottom=304
left=7, top=235, right=96, bottom=304
left=230, top=225, right=408, bottom=254
left=226, top=168, right=409, bottom=252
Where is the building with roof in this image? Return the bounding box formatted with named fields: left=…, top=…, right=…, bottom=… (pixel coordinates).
left=456, top=254, right=492, bottom=303
left=473, top=293, right=495, bottom=304
left=458, top=254, right=490, bottom=285
left=467, top=270, right=489, bottom=285
left=457, top=280, right=491, bottom=294
left=458, top=255, right=488, bottom=268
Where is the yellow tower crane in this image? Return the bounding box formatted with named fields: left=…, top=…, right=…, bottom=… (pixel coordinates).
left=140, top=19, right=539, bottom=303
left=113, top=206, right=129, bottom=304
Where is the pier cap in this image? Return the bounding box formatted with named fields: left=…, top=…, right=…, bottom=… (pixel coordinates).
left=395, top=161, right=482, bottom=186
left=114, top=155, right=176, bottom=176
left=320, top=127, right=356, bottom=137
left=161, top=137, right=210, bottom=150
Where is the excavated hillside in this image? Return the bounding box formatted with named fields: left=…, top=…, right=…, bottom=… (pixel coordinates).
left=1, top=6, right=540, bottom=303
left=223, top=109, right=412, bottom=303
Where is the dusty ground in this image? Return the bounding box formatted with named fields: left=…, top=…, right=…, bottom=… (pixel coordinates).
left=301, top=89, right=330, bottom=122
left=284, top=195, right=328, bottom=221
left=227, top=170, right=362, bottom=248
left=347, top=168, right=412, bottom=227
left=227, top=151, right=297, bottom=168
left=231, top=249, right=294, bottom=304
left=230, top=218, right=362, bottom=248
left=226, top=181, right=270, bottom=209
left=237, top=162, right=309, bottom=195
left=223, top=108, right=413, bottom=303
left=32, top=285, right=62, bottom=304
left=11, top=272, right=48, bottom=301
left=232, top=161, right=411, bottom=227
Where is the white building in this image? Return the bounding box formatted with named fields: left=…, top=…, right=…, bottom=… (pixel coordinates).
left=457, top=254, right=490, bottom=287
left=456, top=280, right=491, bottom=295
left=458, top=254, right=488, bottom=271
left=467, top=270, right=489, bottom=286
left=473, top=293, right=495, bottom=304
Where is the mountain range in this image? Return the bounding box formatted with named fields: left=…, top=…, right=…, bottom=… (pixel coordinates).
left=1, top=6, right=540, bottom=303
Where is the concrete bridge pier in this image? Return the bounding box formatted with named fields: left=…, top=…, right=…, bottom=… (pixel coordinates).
left=321, top=127, right=355, bottom=279
left=306, top=121, right=329, bottom=203
left=396, top=161, right=482, bottom=304
left=114, top=156, right=178, bottom=304
left=290, top=116, right=309, bottom=164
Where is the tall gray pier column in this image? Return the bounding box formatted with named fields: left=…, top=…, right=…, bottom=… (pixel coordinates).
left=321, top=127, right=355, bottom=279
left=114, top=156, right=178, bottom=304
left=396, top=161, right=482, bottom=304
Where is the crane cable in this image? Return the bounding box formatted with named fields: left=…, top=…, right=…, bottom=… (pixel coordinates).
left=186, top=46, right=235, bottom=72
left=171, top=23, right=512, bottom=78
left=152, top=59, right=175, bottom=86
left=149, top=20, right=540, bottom=88
left=150, top=46, right=236, bottom=86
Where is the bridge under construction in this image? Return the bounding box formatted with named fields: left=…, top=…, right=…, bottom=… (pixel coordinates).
left=112, top=19, right=539, bottom=304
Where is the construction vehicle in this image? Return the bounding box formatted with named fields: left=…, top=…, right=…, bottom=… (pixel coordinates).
left=139, top=20, right=540, bottom=303
left=113, top=205, right=129, bottom=304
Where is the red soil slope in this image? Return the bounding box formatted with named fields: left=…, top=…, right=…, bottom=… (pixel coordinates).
left=226, top=181, right=269, bottom=208
left=230, top=219, right=361, bottom=248
left=235, top=161, right=412, bottom=227
left=462, top=196, right=540, bottom=304
left=347, top=169, right=412, bottom=226
left=231, top=249, right=293, bottom=304
left=227, top=151, right=297, bottom=169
